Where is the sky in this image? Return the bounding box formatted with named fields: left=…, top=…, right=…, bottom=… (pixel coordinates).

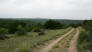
left=0, top=0, right=92, bottom=20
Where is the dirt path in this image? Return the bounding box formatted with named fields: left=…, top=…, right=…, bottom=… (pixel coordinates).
left=50, top=29, right=76, bottom=52
left=38, top=28, right=75, bottom=52
left=68, top=28, right=80, bottom=52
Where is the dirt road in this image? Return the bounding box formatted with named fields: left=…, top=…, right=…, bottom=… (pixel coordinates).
left=39, top=28, right=74, bottom=52
left=68, top=28, right=80, bottom=52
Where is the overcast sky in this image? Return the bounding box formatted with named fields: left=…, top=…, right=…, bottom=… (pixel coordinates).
left=0, top=0, right=92, bottom=19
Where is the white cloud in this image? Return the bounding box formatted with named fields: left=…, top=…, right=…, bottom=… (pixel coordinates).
left=0, top=0, right=92, bottom=19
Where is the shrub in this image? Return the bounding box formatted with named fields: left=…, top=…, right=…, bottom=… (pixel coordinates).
left=38, top=29, right=46, bottom=35
left=38, top=32, right=45, bottom=35
left=16, top=25, right=27, bottom=36
left=8, top=21, right=26, bottom=33
left=0, top=28, right=8, bottom=39
left=69, top=24, right=78, bottom=28
left=78, top=20, right=92, bottom=52
left=53, top=45, right=59, bottom=49
left=32, top=22, right=43, bottom=32
left=16, top=30, right=26, bottom=36
left=33, top=27, right=41, bottom=32
left=24, top=26, right=32, bottom=32
left=78, top=31, right=88, bottom=44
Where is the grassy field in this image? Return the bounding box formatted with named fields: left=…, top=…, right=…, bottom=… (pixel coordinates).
left=0, top=27, right=72, bottom=52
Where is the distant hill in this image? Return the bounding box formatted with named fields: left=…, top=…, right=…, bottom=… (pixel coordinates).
left=54, top=19, right=83, bottom=24
left=20, top=18, right=83, bottom=24
left=0, top=18, right=84, bottom=24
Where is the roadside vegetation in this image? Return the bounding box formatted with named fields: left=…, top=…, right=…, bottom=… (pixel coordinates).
left=78, top=20, right=92, bottom=52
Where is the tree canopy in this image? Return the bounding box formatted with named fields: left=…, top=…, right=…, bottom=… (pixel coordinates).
left=44, top=20, right=63, bottom=29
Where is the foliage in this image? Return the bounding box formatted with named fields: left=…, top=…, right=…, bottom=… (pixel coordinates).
left=83, top=20, right=92, bottom=31
left=69, top=23, right=80, bottom=28
left=53, top=45, right=59, bottom=48
left=0, top=19, right=83, bottom=34
left=24, top=25, right=32, bottom=32
left=0, top=28, right=8, bottom=35
left=78, top=20, right=92, bottom=52
left=33, top=27, right=41, bottom=32
left=0, top=28, right=8, bottom=39
left=38, top=32, right=45, bottom=35
left=16, top=25, right=27, bottom=36
left=44, top=20, right=63, bottom=29
left=33, top=22, right=43, bottom=32
left=8, top=21, right=26, bottom=33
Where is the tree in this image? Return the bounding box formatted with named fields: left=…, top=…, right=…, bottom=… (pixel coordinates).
left=24, top=25, right=32, bottom=32
left=69, top=24, right=77, bottom=28
left=8, top=21, right=26, bottom=33
left=44, top=20, right=62, bottom=29
left=33, top=22, right=43, bottom=32
left=83, top=20, right=92, bottom=31
left=16, top=25, right=27, bottom=36
left=0, top=28, right=8, bottom=39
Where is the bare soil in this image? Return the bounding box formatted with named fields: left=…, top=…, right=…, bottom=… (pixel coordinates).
left=68, top=28, right=80, bottom=52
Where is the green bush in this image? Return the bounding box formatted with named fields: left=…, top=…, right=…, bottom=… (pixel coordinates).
left=0, top=28, right=8, bottom=35
left=38, top=32, right=45, bottom=35
left=16, top=25, right=27, bottom=35
left=78, top=31, right=92, bottom=52
left=0, top=28, right=8, bottom=39
left=33, top=27, right=41, bottom=32
left=16, top=30, right=26, bottom=36
left=32, top=22, right=43, bottom=32
left=78, top=31, right=88, bottom=44
left=8, top=21, right=26, bottom=33
left=44, top=20, right=63, bottom=29
left=24, top=26, right=32, bottom=32
left=78, top=20, right=92, bottom=52
left=53, top=45, right=59, bottom=49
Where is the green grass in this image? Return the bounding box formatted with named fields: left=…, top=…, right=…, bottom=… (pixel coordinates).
left=0, top=27, right=72, bottom=52
left=53, top=45, right=59, bottom=49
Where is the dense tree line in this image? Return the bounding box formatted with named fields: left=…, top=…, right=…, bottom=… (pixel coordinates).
left=0, top=19, right=35, bottom=39
left=0, top=19, right=66, bottom=39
